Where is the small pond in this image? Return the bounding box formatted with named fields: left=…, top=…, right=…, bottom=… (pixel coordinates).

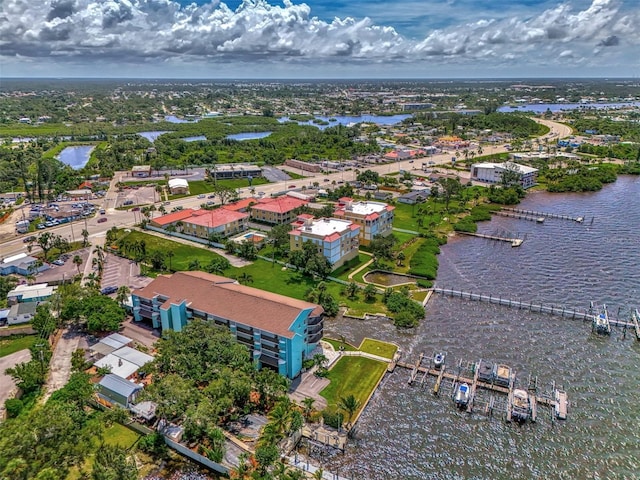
left=182, top=135, right=207, bottom=142
left=225, top=131, right=272, bottom=141
left=363, top=270, right=418, bottom=287
left=138, top=131, right=172, bottom=142
left=57, top=145, right=95, bottom=170
left=164, top=115, right=200, bottom=123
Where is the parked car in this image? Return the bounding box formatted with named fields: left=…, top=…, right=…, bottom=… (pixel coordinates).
left=99, top=209, right=106, bottom=214
left=23, top=235, right=36, bottom=243
left=132, top=207, right=140, bottom=211
left=100, top=286, right=118, bottom=295
left=52, top=259, right=64, bottom=266
left=97, top=217, right=107, bottom=223
left=207, top=194, right=215, bottom=199
left=37, top=224, right=46, bottom=229
left=197, top=194, right=206, bottom=199
left=123, top=200, right=134, bottom=206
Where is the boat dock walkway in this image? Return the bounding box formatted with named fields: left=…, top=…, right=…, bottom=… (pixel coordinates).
left=397, top=355, right=565, bottom=422
left=432, top=287, right=640, bottom=339
left=495, top=210, right=545, bottom=223
left=457, top=231, right=523, bottom=247
left=501, top=207, right=585, bottom=223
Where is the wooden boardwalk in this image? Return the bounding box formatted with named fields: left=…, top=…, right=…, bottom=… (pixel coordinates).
left=501, top=207, right=585, bottom=223
left=432, top=287, right=640, bottom=339
left=457, top=231, right=523, bottom=247
left=495, top=210, right=544, bottom=223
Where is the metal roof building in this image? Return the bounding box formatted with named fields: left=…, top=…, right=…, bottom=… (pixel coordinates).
left=97, top=374, right=143, bottom=408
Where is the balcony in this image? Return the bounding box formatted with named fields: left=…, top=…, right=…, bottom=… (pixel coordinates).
left=307, top=315, right=323, bottom=326
left=306, top=332, right=323, bottom=344
left=306, top=323, right=323, bottom=335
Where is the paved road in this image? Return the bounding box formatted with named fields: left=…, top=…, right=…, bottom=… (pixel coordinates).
left=0, top=349, right=32, bottom=414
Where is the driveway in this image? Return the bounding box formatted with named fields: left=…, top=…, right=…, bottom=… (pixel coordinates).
left=41, top=327, right=82, bottom=403
left=0, top=349, right=32, bottom=415
left=289, top=369, right=329, bottom=409
left=120, top=317, right=161, bottom=349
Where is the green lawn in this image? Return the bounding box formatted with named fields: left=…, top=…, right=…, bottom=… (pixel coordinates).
left=103, top=423, right=141, bottom=448
left=331, top=253, right=371, bottom=281
left=359, top=338, right=397, bottom=359
left=116, top=230, right=227, bottom=272
left=0, top=335, right=37, bottom=358
left=320, top=356, right=387, bottom=414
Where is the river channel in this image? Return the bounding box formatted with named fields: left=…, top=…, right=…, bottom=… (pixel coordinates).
left=324, top=175, right=640, bottom=479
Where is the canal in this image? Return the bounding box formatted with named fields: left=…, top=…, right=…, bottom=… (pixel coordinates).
left=324, top=176, right=640, bottom=479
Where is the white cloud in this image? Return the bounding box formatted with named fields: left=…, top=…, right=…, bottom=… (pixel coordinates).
left=0, top=0, right=638, bottom=74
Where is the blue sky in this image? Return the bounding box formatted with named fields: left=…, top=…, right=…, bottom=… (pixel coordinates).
left=1, top=0, right=638, bottom=78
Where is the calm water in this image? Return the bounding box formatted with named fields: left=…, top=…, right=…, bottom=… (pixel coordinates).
left=57, top=145, right=95, bottom=169
left=278, top=114, right=411, bottom=130
left=324, top=176, right=640, bottom=479
left=182, top=135, right=207, bottom=142
left=138, top=131, right=172, bottom=142
left=497, top=102, right=640, bottom=113
left=226, top=131, right=273, bottom=141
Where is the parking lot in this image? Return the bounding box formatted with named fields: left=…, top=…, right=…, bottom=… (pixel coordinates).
left=100, top=253, right=153, bottom=293
left=36, top=247, right=91, bottom=284
left=116, top=186, right=158, bottom=207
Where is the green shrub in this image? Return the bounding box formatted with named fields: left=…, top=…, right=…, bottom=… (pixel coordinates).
left=4, top=398, right=24, bottom=418
left=322, top=410, right=344, bottom=429
left=393, top=310, right=419, bottom=328
left=408, top=237, right=440, bottom=279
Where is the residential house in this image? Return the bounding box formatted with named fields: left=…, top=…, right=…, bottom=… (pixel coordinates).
left=131, top=271, right=324, bottom=379
left=0, top=253, right=49, bottom=276
left=7, top=302, right=38, bottom=325
left=7, top=283, right=56, bottom=305
left=289, top=217, right=360, bottom=269
left=333, top=199, right=395, bottom=246
left=150, top=208, right=249, bottom=239
left=97, top=374, right=143, bottom=408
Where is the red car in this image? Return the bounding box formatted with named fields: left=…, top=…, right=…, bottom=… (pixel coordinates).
left=98, top=217, right=107, bottom=223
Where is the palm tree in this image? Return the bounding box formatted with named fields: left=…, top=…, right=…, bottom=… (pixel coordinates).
left=115, top=286, right=130, bottom=307
left=166, top=251, right=175, bottom=271
left=302, top=397, right=315, bottom=421
left=236, top=272, right=253, bottom=285
left=72, top=255, right=83, bottom=275
left=81, top=229, right=90, bottom=247
left=338, top=394, right=361, bottom=426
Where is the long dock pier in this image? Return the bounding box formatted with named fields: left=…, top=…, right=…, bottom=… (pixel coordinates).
left=432, top=287, right=640, bottom=338
left=457, top=231, right=523, bottom=247
left=495, top=210, right=545, bottom=223
left=501, top=207, right=585, bottom=223
left=396, top=357, right=565, bottom=421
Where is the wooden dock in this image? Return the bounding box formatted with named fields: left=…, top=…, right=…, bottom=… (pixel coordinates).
left=457, top=231, right=524, bottom=247
left=495, top=210, right=545, bottom=223
left=398, top=356, right=568, bottom=422
left=501, top=207, right=585, bottom=223
left=432, top=287, right=640, bottom=339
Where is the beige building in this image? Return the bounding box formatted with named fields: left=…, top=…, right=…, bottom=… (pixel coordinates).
left=333, top=198, right=395, bottom=246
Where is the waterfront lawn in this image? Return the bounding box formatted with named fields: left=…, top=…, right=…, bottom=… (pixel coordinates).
left=319, top=356, right=387, bottom=414
left=332, top=253, right=371, bottom=282
left=359, top=338, right=397, bottom=359
left=103, top=423, right=141, bottom=447
left=0, top=335, right=36, bottom=358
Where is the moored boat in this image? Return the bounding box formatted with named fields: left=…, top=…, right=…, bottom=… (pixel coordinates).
left=493, top=364, right=512, bottom=387
left=433, top=352, right=445, bottom=370
left=455, top=383, right=470, bottom=408
left=511, top=388, right=531, bottom=423
left=592, top=303, right=611, bottom=335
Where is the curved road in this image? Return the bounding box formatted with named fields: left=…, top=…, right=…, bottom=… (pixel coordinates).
left=0, top=119, right=571, bottom=258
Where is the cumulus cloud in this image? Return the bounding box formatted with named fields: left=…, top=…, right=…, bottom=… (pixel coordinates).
left=0, top=0, right=638, bottom=71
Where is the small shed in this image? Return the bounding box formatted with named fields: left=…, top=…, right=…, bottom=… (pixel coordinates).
left=168, top=178, right=189, bottom=194
left=97, top=374, right=143, bottom=408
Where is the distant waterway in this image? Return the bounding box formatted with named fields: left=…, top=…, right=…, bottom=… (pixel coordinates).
left=498, top=101, right=640, bottom=113
left=324, top=175, right=640, bottom=479
left=182, top=135, right=207, bottom=142
left=57, top=145, right=95, bottom=170
left=164, top=115, right=199, bottom=123
left=225, top=131, right=272, bottom=141
left=278, top=114, right=411, bottom=130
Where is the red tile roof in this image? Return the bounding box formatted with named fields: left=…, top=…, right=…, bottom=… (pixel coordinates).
left=135, top=271, right=323, bottom=338
left=251, top=196, right=308, bottom=214
left=224, top=197, right=258, bottom=211
left=151, top=209, right=197, bottom=227
left=185, top=209, right=248, bottom=228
